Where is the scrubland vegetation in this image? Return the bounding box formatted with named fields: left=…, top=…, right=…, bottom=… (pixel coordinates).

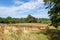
left=0, top=23, right=60, bottom=40
left=0, top=0, right=60, bottom=40
left=0, top=14, right=51, bottom=24
left=0, top=14, right=60, bottom=40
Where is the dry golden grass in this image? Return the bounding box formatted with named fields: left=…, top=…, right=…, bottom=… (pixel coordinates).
left=0, top=23, right=56, bottom=40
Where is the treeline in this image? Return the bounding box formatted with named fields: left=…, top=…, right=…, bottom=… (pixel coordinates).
left=0, top=15, right=51, bottom=24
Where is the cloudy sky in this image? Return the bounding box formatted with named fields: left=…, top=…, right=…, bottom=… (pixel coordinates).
left=0, top=0, right=49, bottom=18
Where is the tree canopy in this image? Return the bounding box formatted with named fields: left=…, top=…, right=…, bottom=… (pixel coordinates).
left=44, top=0, right=60, bottom=28
left=0, top=15, right=50, bottom=24
left=25, top=14, right=37, bottom=23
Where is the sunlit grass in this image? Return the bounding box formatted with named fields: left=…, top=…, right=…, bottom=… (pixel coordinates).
left=0, top=23, right=58, bottom=40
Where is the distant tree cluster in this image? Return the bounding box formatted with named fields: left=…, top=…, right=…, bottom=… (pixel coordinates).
left=0, top=14, right=50, bottom=24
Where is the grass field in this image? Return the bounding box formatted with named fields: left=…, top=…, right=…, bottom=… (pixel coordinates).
left=0, top=23, right=60, bottom=40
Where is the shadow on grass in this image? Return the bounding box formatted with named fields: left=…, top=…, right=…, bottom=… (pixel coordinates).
left=30, top=29, right=60, bottom=40
left=43, top=29, right=60, bottom=40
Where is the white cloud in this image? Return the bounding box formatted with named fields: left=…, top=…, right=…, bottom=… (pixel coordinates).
left=19, top=0, right=44, bottom=10
left=13, top=0, right=24, bottom=5
left=0, top=0, right=46, bottom=18
left=0, top=0, right=44, bottom=12
left=12, top=0, right=44, bottom=10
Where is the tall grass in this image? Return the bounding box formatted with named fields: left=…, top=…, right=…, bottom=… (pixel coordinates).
left=0, top=24, right=60, bottom=40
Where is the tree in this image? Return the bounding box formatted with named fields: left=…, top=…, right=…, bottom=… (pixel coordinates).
left=37, top=18, right=42, bottom=23
left=0, top=17, right=3, bottom=23
left=19, top=18, right=26, bottom=23
left=25, top=14, right=37, bottom=23
left=44, top=0, right=60, bottom=28
left=0, top=17, right=6, bottom=23
left=6, top=16, right=14, bottom=23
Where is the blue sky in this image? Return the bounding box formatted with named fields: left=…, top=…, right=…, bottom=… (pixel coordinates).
left=0, top=0, right=49, bottom=18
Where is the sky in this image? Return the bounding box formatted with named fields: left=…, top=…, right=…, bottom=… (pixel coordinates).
left=0, top=0, right=49, bottom=18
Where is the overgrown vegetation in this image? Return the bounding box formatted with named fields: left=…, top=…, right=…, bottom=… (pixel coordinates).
left=0, top=14, right=51, bottom=24
left=44, top=0, right=60, bottom=28
left=0, top=24, right=60, bottom=40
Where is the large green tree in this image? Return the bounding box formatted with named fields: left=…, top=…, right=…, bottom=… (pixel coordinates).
left=44, top=0, right=60, bottom=28
left=6, top=16, right=15, bottom=23
left=25, top=14, right=37, bottom=23
left=0, top=17, right=3, bottom=23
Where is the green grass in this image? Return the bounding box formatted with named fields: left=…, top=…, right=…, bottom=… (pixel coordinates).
left=20, top=30, right=49, bottom=40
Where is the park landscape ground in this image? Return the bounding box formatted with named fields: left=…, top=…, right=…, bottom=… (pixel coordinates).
left=0, top=0, right=60, bottom=40
left=0, top=23, right=60, bottom=40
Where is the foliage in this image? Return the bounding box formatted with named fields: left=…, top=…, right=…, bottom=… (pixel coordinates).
left=37, top=18, right=51, bottom=24
left=44, top=0, right=60, bottom=28
left=0, top=15, right=50, bottom=24
left=6, top=16, right=15, bottom=23
left=0, top=17, right=3, bottom=23
left=45, top=30, right=60, bottom=40
left=25, top=14, right=37, bottom=23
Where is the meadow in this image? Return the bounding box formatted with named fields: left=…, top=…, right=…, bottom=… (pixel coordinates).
left=0, top=23, right=60, bottom=40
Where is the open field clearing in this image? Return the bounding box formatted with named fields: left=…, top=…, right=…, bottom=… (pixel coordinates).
left=0, top=23, right=49, bottom=26
left=0, top=23, right=60, bottom=40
